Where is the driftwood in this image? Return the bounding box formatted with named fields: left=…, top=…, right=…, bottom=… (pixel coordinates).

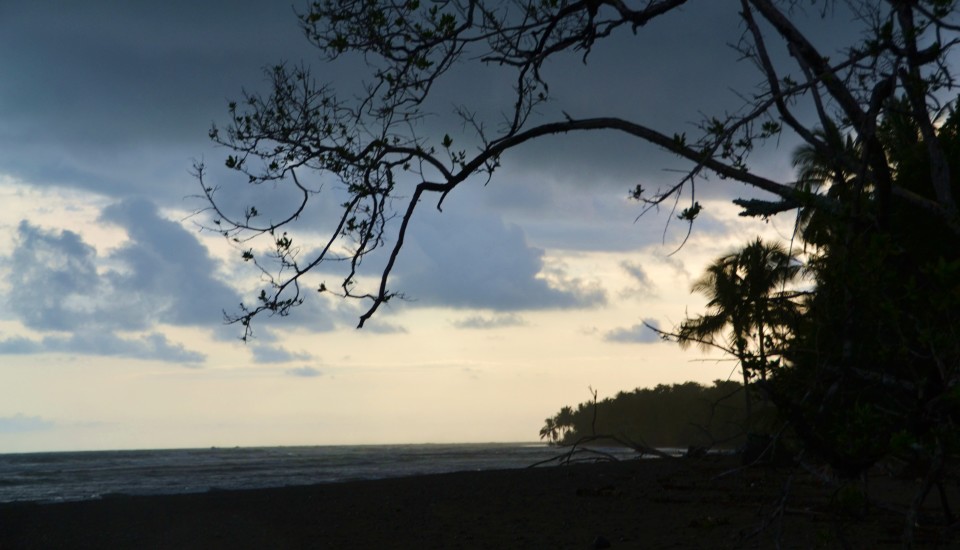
left=533, top=387, right=677, bottom=468
left=530, top=434, right=676, bottom=469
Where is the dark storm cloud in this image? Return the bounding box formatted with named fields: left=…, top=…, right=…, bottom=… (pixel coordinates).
left=604, top=319, right=663, bottom=344
left=495, top=3, right=861, bottom=198
left=0, top=1, right=318, bottom=199
left=396, top=3, right=759, bottom=194
left=0, top=1, right=846, bottom=204
left=391, top=202, right=606, bottom=311
left=433, top=4, right=782, bottom=199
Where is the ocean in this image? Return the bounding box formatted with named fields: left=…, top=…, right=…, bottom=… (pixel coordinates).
left=0, top=442, right=645, bottom=504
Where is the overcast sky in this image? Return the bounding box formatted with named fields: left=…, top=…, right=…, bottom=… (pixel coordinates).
left=0, top=1, right=829, bottom=452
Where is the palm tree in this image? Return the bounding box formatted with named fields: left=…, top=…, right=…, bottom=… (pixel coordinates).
left=778, top=98, right=960, bottom=479
left=539, top=417, right=559, bottom=444
left=539, top=406, right=579, bottom=444
left=676, top=238, right=802, bottom=421
left=555, top=406, right=575, bottom=438
left=790, top=124, right=862, bottom=247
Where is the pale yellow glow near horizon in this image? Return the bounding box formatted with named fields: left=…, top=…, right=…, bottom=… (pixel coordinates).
left=0, top=182, right=805, bottom=453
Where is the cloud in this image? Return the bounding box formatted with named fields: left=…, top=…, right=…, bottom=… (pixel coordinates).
left=0, top=331, right=205, bottom=364
left=5, top=199, right=243, bottom=335
left=0, top=337, right=41, bottom=355
left=0, top=198, right=267, bottom=361
left=0, top=413, right=54, bottom=434
left=285, top=366, right=323, bottom=378
left=603, top=319, right=663, bottom=344
left=656, top=253, right=691, bottom=282
left=0, top=1, right=320, bottom=201
left=392, top=206, right=607, bottom=311
left=7, top=221, right=104, bottom=331
left=621, top=260, right=654, bottom=286
left=619, top=260, right=658, bottom=299
left=452, top=313, right=526, bottom=330
left=247, top=298, right=339, bottom=339
left=0, top=1, right=843, bottom=266
left=251, top=345, right=313, bottom=364
left=99, top=197, right=244, bottom=328
left=478, top=175, right=690, bottom=252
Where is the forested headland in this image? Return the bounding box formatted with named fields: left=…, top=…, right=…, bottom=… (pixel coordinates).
left=539, top=380, right=754, bottom=450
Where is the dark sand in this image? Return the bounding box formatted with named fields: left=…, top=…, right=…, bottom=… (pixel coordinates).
left=1, top=455, right=956, bottom=549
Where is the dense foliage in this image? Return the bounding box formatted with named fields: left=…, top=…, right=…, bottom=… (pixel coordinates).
left=766, top=100, right=960, bottom=478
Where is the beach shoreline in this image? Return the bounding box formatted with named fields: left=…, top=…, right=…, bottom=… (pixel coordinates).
left=0, top=455, right=951, bottom=549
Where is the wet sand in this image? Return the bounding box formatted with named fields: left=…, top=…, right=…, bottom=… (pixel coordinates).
left=1, top=455, right=954, bottom=549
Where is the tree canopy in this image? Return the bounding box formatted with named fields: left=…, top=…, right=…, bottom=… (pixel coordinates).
left=200, top=2, right=960, bottom=541
left=646, top=96, right=960, bottom=542
left=673, top=238, right=803, bottom=422
left=198, top=0, right=960, bottom=337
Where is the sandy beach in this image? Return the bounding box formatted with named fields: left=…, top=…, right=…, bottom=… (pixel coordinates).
left=1, top=455, right=955, bottom=549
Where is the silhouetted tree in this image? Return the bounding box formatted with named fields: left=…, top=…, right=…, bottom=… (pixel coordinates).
left=745, top=97, right=960, bottom=543
left=539, top=417, right=560, bottom=444
left=197, top=1, right=960, bottom=337
left=770, top=98, right=960, bottom=480
left=201, top=4, right=960, bottom=540
left=672, top=239, right=802, bottom=424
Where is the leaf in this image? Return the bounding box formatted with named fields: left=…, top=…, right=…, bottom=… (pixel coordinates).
left=678, top=202, right=703, bottom=222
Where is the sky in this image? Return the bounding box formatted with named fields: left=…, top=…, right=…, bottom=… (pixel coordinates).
left=0, top=1, right=833, bottom=452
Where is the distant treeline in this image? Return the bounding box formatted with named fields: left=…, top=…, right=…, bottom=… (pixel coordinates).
left=539, top=380, right=753, bottom=449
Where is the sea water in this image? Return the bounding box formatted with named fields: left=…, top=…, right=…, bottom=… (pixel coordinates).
left=0, top=443, right=644, bottom=503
